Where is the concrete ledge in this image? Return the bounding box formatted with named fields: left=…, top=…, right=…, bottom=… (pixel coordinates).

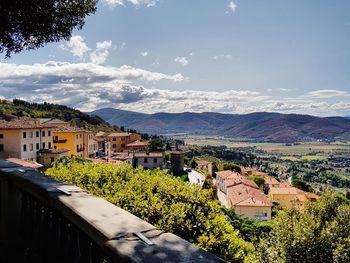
left=0, top=159, right=223, bottom=262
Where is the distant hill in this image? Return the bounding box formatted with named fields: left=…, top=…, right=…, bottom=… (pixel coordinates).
left=90, top=108, right=350, bottom=142
left=0, top=99, right=119, bottom=132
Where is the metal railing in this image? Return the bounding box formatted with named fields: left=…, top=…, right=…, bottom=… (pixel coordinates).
left=53, top=139, right=67, bottom=143
left=0, top=159, right=223, bottom=263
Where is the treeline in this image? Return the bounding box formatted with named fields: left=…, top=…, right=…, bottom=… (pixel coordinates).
left=0, top=99, right=118, bottom=132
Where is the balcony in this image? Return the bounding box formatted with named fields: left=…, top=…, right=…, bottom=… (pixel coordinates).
left=77, top=147, right=84, bottom=152
left=53, top=139, right=67, bottom=143
left=0, top=159, right=222, bottom=263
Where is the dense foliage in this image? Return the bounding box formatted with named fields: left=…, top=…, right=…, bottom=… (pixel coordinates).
left=0, top=99, right=119, bottom=132
left=250, top=193, right=350, bottom=263
left=45, top=159, right=253, bottom=262
left=0, top=0, right=97, bottom=58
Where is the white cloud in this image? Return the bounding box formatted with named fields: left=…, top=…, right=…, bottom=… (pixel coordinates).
left=213, top=54, right=233, bottom=60
left=0, top=61, right=349, bottom=116
left=90, top=40, right=113, bottom=65
left=140, top=51, right=148, bottom=57
left=66, top=36, right=90, bottom=59
left=227, top=1, right=237, bottom=14
left=308, top=89, right=348, bottom=98
left=174, top=56, right=189, bottom=66
left=102, top=0, right=159, bottom=8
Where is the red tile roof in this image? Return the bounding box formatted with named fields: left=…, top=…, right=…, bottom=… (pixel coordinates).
left=227, top=184, right=271, bottom=207
left=54, top=126, right=86, bottom=133
left=217, top=170, right=259, bottom=189
left=0, top=119, right=54, bottom=129
left=126, top=140, right=147, bottom=147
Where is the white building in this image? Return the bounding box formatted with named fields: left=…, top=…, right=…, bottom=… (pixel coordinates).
left=133, top=152, right=165, bottom=170
left=0, top=119, right=54, bottom=161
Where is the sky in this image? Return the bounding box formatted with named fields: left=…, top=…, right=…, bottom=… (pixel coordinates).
left=1, top=0, right=350, bottom=116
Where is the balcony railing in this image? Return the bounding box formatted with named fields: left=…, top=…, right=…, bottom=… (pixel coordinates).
left=77, top=147, right=84, bottom=152
left=53, top=139, right=67, bottom=143
left=0, top=159, right=223, bottom=263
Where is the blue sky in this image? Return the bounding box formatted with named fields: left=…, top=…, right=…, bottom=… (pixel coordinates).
left=1, top=0, right=350, bottom=116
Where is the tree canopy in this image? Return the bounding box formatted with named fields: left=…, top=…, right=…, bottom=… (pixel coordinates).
left=0, top=0, right=97, bottom=58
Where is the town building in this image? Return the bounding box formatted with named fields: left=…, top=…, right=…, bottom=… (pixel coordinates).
left=53, top=126, right=85, bottom=157
left=216, top=170, right=272, bottom=220
left=83, top=131, right=98, bottom=158
left=0, top=119, right=54, bottom=161
left=133, top=152, right=165, bottom=170
left=227, top=184, right=272, bottom=220
left=268, top=186, right=319, bottom=209
left=95, top=131, right=142, bottom=154
left=195, top=160, right=213, bottom=176
left=36, top=148, right=69, bottom=167
left=125, top=140, right=147, bottom=152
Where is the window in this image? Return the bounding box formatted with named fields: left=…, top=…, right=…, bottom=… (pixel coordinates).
left=153, top=158, right=157, bottom=163
left=30, top=144, right=33, bottom=151
left=48, top=142, right=52, bottom=149
left=54, top=146, right=57, bottom=149
left=36, top=143, right=39, bottom=150
left=0, top=134, right=3, bottom=139
left=76, top=135, right=78, bottom=139
left=113, top=138, right=116, bottom=141
left=80, top=134, right=82, bottom=138
left=50, top=157, right=55, bottom=163
left=42, top=142, right=45, bottom=149
left=36, top=131, right=39, bottom=137
left=144, top=158, right=148, bottom=163
left=23, top=144, right=27, bottom=152
left=0, top=144, right=4, bottom=152
left=42, top=131, right=45, bottom=137
left=54, top=136, right=58, bottom=141
left=48, top=130, right=51, bottom=136
left=23, top=132, right=27, bottom=139
left=29, top=132, right=33, bottom=138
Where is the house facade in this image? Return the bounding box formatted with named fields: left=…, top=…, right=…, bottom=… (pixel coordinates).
left=53, top=127, right=85, bottom=157
left=133, top=152, right=165, bottom=170
left=0, top=119, right=54, bottom=161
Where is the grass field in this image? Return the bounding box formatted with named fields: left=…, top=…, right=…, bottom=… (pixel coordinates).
left=184, top=136, right=350, bottom=159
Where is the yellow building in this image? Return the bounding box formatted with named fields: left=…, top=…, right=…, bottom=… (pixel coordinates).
left=268, top=187, right=319, bottom=209
left=53, top=127, right=85, bottom=157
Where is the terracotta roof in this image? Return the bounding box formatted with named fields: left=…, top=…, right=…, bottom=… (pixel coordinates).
left=216, top=170, right=237, bottom=180
left=269, top=187, right=298, bottom=195
left=134, top=152, right=164, bottom=158
left=95, top=131, right=107, bottom=137
left=54, top=126, right=86, bottom=133
left=0, top=119, right=54, bottom=129
left=217, top=170, right=259, bottom=189
left=126, top=140, right=147, bottom=147
left=37, top=148, right=69, bottom=154
left=279, top=182, right=292, bottom=188
left=6, top=158, right=43, bottom=169
left=196, top=160, right=211, bottom=166
left=227, top=184, right=271, bottom=207
left=108, top=132, right=130, bottom=137
left=264, top=176, right=280, bottom=186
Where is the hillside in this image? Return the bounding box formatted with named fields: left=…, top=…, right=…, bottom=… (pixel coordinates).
left=90, top=108, right=350, bottom=142
left=0, top=99, right=119, bottom=132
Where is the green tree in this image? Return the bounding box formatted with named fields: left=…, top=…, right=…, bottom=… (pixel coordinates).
left=291, top=178, right=312, bottom=192
left=248, top=175, right=265, bottom=188
left=222, top=162, right=241, bottom=173
left=250, top=192, right=350, bottom=263
left=148, top=137, right=164, bottom=152
left=0, top=0, right=97, bottom=58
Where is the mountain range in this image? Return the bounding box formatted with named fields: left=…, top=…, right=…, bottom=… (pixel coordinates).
left=89, top=108, right=350, bottom=142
